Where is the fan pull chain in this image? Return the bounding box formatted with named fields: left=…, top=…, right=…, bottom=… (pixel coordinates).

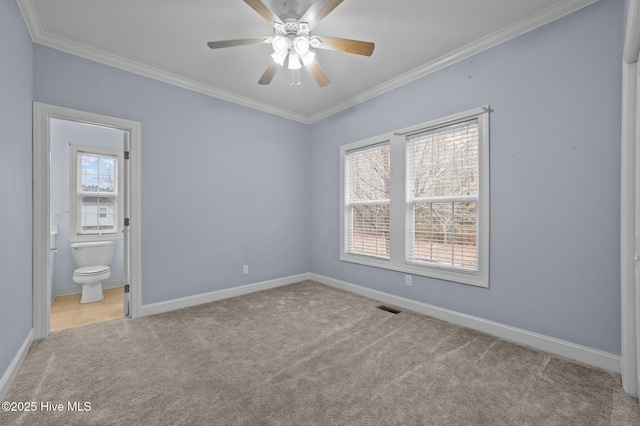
left=290, top=69, right=301, bottom=87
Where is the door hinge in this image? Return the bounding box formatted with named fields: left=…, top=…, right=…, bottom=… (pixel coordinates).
left=124, top=284, right=130, bottom=293
left=124, top=218, right=130, bottom=226
left=124, top=151, right=130, bottom=160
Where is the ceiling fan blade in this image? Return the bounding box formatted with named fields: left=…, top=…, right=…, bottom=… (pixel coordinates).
left=258, top=61, right=279, bottom=85
left=243, top=0, right=282, bottom=25
left=299, top=0, right=344, bottom=29
left=307, top=61, right=331, bottom=87
left=207, top=38, right=269, bottom=49
left=315, top=36, right=374, bottom=56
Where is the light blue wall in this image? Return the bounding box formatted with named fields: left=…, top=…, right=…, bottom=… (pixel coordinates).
left=0, top=0, right=33, bottom=385
left=309, top=0, right=624, bottom=354
left=0, top=0, right=625, bottom=390
left=34, top=46, right=311, bottom=305
left=50, top=118, right=126, bottom=299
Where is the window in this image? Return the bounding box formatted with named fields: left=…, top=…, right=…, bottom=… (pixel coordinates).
left=344, top=143, right=391, bottom=259
left=340, top=107, right=489, bottom=287
left=406, top=120, right=479, bottom=271
left=69, top=146, right=124, bottom=241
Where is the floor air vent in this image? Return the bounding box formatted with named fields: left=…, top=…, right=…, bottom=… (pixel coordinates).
left=377, top=305, right=401, bottom=314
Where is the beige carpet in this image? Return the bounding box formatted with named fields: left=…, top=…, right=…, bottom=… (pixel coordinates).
left=2, top=281, right=639, bottom=425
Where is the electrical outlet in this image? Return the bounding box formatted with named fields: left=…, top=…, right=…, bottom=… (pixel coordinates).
left=243, top=265, right=249, bottom=275
left=405, top=275, right=412, bottom=287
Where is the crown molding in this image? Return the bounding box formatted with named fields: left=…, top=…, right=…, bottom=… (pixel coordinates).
left=16, top=1, right=310, bottom=123
left=34, top=31, right=310, bottom=123
left=625, top=0, right=640, bottom=63
left=17, top=0, right=598, bottom=125
left=16, top=0, right=41, bottom=40
left=308, top=0, right=599, bottom=123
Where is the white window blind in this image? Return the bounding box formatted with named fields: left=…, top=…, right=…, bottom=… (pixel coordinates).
left=340, top=106, right=489, bottom=287
left=406, top=119, right=479, bottom=271
left=344, top=143, right=391, bottom=259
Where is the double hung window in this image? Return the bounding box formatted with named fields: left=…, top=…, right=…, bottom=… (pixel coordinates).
left=340, top=107, right=489, bottom=287
left=406, top=119, right=479, bottom=271
left=344, top=143, right=391, bottom=259
left=69, top=145, right=124, bottom=241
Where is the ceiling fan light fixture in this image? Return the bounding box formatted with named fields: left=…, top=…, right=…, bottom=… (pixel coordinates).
left=293, top=37, right=310, bottom=55
left=271, top=51, right=287, bottom=66
left=301, top=50, right=316, bottom=66
left=272, top=35, right=289, bottom=53
left=207, top=0, right=374, bottom=87
left=287, top=52, right=302, bottom=70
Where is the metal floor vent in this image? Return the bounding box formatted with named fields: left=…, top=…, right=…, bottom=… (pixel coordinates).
left=376, top=305, right=401, bottom=314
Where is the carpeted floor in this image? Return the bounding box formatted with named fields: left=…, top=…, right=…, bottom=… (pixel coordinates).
left=2, top=280, right=639, bottom=425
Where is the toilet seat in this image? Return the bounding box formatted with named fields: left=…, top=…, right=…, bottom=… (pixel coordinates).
left=74, top=265, right=110, bottom=276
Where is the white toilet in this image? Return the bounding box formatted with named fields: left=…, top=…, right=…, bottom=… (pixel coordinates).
left=70, top=241, right=115, bottom=304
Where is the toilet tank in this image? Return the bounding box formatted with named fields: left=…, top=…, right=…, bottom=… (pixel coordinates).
left=70, top=241, right=115, bottom=267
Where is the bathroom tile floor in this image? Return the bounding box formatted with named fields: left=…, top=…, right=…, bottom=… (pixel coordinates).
left=50, top=287, right=124, bottom=332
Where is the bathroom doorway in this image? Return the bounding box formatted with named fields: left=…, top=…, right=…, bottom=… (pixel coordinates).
left=32, top=103, right=142, bottom=339
left=50, top=119, right=126, bottom=331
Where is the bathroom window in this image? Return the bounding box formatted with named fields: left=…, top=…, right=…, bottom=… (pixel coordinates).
left=69, top=145, right=124, bottom=241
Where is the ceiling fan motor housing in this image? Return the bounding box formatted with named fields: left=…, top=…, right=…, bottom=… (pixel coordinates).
left=271, top=19, right=316, bottom=69
left=275, top=21, right=309, bottom=38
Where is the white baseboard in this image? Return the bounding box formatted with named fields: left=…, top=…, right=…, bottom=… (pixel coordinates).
left=140, top=273, right=311, bottom=317
left=310, top=273, right=621, bottom=373
left=123, top=270, right=621, bottom=373
left=8, top=271, right=618, bottom=401
left=54, top=280, right=124, bottom=298
left=0, top=329, right=34, bottom=401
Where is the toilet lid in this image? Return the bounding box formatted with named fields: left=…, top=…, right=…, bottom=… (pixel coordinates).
left=74, top=265, right=110, bottom=276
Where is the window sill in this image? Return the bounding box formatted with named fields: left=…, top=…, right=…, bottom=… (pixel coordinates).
left=68, top=233, right=123, bottom=243
left=340, top=253, right=488, bottom=288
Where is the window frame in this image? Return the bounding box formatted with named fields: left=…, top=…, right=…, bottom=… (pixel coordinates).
left=69, top=145, right=124, bottom=242
left=343, top=140, right=391, bottom=260
left=339, top=106, right=489, bottom=288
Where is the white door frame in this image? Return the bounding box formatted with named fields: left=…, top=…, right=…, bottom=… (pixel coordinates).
left=621, top=0, right=640, bottom=398
left=32, top=102, right=142, bottom=339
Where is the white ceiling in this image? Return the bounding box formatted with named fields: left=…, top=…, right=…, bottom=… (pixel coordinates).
left=18, top=0, right=596, bottom=123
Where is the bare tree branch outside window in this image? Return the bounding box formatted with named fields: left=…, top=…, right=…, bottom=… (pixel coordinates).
left=79, top=153, right=117, bottom=233
left=345, top=144, right=390, bottom=258
left=407, top=120, right=479, bottom=270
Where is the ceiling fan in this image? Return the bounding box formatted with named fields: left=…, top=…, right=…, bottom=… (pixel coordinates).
left=207, top=0, right=375, bottom=87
